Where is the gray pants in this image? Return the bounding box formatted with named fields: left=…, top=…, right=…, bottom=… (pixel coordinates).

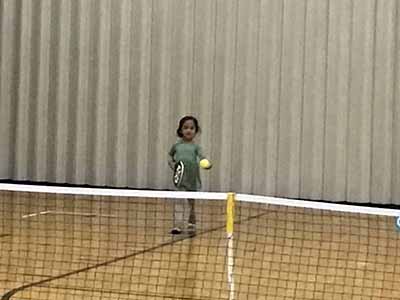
left=173, top=198, right=196, bottom=228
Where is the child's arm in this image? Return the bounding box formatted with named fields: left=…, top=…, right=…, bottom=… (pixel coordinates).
left=197, top=145, right=212, bottom=169
left=168, top=145, right=176, bottom=170
left=197, top=145, right=206, bottom=160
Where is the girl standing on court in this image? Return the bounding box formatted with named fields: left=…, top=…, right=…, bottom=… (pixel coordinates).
left=168, top=116, right=211, bottom=234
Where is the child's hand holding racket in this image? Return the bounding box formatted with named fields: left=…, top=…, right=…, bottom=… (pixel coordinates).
left=173, top=161, right=185, bottom=187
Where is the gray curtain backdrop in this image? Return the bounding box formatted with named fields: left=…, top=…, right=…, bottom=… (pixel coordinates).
left=0, top=0, right=399, bottom=204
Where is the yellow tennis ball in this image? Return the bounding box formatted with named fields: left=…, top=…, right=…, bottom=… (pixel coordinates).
left=199, top=159, right=211, bottom=169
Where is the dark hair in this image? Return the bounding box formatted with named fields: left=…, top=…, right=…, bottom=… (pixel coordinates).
left=176, top=116, right=201, bottom=137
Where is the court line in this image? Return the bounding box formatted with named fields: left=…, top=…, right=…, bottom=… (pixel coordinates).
left=21, top=211, right=51, bottom=219
left=21, top=210, right=117, bottom=219
left=227, top=236, right=235, bottom=300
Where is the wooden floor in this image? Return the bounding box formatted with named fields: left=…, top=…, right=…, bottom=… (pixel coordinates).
left=1, top=190, right=400, bottom=300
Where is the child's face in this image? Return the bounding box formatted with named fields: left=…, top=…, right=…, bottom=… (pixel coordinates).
left=181, top=120, right=197, bottom=141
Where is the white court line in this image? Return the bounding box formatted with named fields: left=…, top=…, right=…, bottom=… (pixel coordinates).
left=227, top=234, right=235, bottom=300
left=22, top=210, right=117, bottom=219
left=22, top=211, right=51, bottom=219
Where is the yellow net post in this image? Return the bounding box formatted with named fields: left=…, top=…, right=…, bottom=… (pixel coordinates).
left=226, top=192, right=235, bottom=300
left=226, top=192, right=235, bottom=238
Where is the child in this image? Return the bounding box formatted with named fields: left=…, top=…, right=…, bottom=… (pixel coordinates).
left=168, top=116, right=211, bottom=234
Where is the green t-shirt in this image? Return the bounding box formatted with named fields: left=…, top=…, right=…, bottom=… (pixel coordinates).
left=169, top=141, right=205, bottom=191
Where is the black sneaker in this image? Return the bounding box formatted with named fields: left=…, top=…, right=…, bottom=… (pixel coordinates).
left=170, top=227, right=182, bottom=235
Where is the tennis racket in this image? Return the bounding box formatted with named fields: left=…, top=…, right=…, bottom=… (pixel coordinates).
left=173, top=161, right=185, bottom=187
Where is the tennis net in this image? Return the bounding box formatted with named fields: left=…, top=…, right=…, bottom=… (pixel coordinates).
left=1, top=183, right=400, bottom=300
